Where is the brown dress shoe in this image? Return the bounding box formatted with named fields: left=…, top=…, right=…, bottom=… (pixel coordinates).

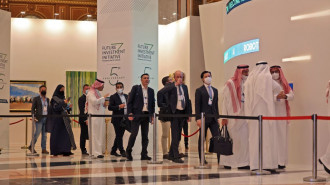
left=42, top=149, right=49, bottom=154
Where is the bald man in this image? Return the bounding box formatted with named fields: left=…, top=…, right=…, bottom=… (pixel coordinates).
left=158, top=70, right=192, bottom=163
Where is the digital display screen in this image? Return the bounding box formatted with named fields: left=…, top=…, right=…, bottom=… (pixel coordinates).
left=224, top=38, right=259, bottom=64
left=226, top=0, right=252, bottom=14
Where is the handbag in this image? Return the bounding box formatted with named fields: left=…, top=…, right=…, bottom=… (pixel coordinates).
left=209, top=125, right=233, bottom=156
left=120, top=117, right=132, bottom=133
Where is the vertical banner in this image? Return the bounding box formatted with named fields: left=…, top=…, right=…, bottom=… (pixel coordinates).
left=97, top=0, right=158, bottom=154
left=0, top=10, right=11, bottom=149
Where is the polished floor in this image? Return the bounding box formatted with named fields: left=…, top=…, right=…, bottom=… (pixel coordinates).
left=0, top=146, right=329, bottom=185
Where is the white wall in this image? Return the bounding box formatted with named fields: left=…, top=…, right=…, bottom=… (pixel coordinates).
left=199, top=0, right=330, bottom=166
left=10, top=18, right=97, bottom=147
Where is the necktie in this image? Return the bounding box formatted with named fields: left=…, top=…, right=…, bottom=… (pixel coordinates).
left=178, top=85, right=185, bottom=109
left=208, top=85, right=212, bottom=99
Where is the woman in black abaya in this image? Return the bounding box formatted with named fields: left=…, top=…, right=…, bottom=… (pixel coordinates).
left=49, top=84, right=76, bottom=156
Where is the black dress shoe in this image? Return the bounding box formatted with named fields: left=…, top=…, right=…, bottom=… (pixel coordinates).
left=224, top=166, right=231, bottom=169
left=264, top=169, right=280, bottom=174
left=141, top=156, right=152, bottom=160
left=111, top=151, right=121, bottom=157
left=120, top=151, right=126, bottom=157
left=179, top=153, right=187, bottom=158
left=82, top=151, right=89, bottom=155
left=238, top=166, right=250, bottom=170
left=163, top=154, right=169, bottom=159
left=319, top=159, right=330, bottom=174
left=168, top=156, right=174, bottom=161
left=278, top=165, right=286, bottom=169
left=126, top=152, right=133, bottom=161
left=172, top=158, right=184, bottom=163
left=97, top=155, right=104, bottom=158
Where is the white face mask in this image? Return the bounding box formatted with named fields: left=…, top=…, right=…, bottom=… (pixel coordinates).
left=204, top=77, right=212, bottom=85
left=117, top=88, right=123, bottom=94
left=272, top=73, right=280, bottom=80
left=85, top=90, right=89, bottom=95
left=242, top=75, right=248, bottom=81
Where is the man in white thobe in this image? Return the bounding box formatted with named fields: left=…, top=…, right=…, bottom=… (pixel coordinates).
left=244, top=61, right=281, bottom=173
left=220, top=65, right=250, bottom=169
left=319, top=80, right=330, bottom=174
left=86, top=79, right=109, bottom=158
left=270, top=65, right=294, bottom=169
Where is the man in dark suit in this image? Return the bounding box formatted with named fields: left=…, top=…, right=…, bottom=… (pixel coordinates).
left=125, top=73, right=155, bottom=161
left=158, top=70, right=192, bottom=163
left=108, top=82, right=128, bottom=157
left=78, top=84, right=90, bottom=155
left=195, top=71, right=220, bottom=164
left=29, top=85, right=50, bottom=154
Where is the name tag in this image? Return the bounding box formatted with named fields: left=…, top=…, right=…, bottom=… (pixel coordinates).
left=208, top=98, right=213, bottom=105
left=43, top=106, right=47, bottom=112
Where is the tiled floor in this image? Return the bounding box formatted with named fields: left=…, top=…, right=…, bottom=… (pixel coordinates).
left=0, top=147, right=329, bottom=185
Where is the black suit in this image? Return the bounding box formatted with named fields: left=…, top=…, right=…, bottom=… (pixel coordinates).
left=158, top=83, right=192, bottom=159
left=78, top=94, right=89, bottom=153
left=195, top=85, right=220, bottom=160
left=108, top=93, right=128, bottom=153
left=126, top=85, right=155, bottom=156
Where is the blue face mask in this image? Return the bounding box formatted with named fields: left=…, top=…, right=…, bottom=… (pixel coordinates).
left=85, top=90, right=89, bottom=95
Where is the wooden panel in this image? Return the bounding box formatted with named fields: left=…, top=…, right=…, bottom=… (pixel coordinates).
left=9, top=4, right=28, bottom=17
left=70, top=6, right=87, bottom=20
left=35, top=4, right=54, bottom=18
left=57, top=5, right=68, bottom=20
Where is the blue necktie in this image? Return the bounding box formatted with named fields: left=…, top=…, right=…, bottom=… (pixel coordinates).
left=178, top=85, right=185, bottom=109
left=208, top=85, right=213, bottom=99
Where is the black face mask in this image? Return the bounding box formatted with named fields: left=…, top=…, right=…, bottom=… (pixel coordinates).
left=41, top=91, right=46, bottom=96
left=59, top=91, right=65, bottom=96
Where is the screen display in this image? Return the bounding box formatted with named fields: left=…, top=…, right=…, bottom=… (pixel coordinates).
left=224, top=38, right=259, bottom=64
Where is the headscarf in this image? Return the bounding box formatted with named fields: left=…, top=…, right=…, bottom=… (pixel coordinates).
left=270, top=65, right=291, bottom=116
left=52, top=84, right=65, bottom=99
left=225, top=64, right=249, bottom=113
left=244, top=61, right=275, bottom=117
left=326, top=80, right=330, bottom=103
left=85, top=79, right=104, bottom=113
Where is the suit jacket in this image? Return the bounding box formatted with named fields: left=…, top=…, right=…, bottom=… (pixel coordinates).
left=78, top=94, right=87, bottom=124
left=158, top=83, right=192, bottom=115
left=127, top=85, right=155, bottom=118
left=195, top=85, right=219, bottom=122
left=31, top=95, right=50, bottom=121
left=108, top=93, right=128, bottom=124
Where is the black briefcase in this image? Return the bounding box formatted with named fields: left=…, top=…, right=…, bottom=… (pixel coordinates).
left=120, top=118, right=131, bottom=133
left=209, top=125, right=233, bottom=156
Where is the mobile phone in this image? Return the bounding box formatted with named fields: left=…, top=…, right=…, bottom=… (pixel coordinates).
left=105, top=97, right=110, bottom=101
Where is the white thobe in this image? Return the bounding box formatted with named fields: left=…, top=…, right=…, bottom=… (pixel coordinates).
left=86, top=90, right=106, bottom=156
left=220, top=79, right=249, bottom=167
left=273, top=80, right=294, bottom=166
left=320, top=95, right=330, bottom=170
left=245, top=75, right=282, bottom=170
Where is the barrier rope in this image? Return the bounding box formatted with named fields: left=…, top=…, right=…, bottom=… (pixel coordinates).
left=317, top=116, right=330, bottom=120
left=181, top=128, right=200, bottom=138
left=263, top=116, right=312, bottom=120
left=72, top=119, right=79, bottom=124
left=9, top=119, right=24, bottom=125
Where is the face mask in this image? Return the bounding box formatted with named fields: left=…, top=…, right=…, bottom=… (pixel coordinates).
left=242, top=75, right=248, bottom=81
left=41, top=91, right=46, bottom=96
left=85, top=90, right=89, bottom=95
left=204, top=77, right=212, bottom=85
left=117, top=88, right=123, bottom=94
left=272, top=73, right=280, bottom=80
left=59, top=91, right=65, bottom=96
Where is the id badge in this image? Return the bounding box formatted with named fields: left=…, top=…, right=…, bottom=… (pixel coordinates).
left=43, top=106, right=47, bottom=112
left=208, top=98, right=212, bottom=105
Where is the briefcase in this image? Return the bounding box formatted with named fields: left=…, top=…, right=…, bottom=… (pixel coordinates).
left=209, top=125, right=233, bottom=156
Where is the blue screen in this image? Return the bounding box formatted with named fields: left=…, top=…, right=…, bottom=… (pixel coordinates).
left=224, top=38, right=260, bottom=64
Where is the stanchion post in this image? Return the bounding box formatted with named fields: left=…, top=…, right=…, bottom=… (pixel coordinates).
left=21, top=117, right=29, bottom=149
left=303, top=114, right=326, bottom=182
left=148, top=113, right=163, bottom=164
left=26, top=114, right=39, bottom=157
left=195, top=112, right=211, bottom=169
left=251, top=115, right=270, bottom=175
left=104, top=119, right=109, bottom=156
left=88, top=114, right=93, bottom=158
